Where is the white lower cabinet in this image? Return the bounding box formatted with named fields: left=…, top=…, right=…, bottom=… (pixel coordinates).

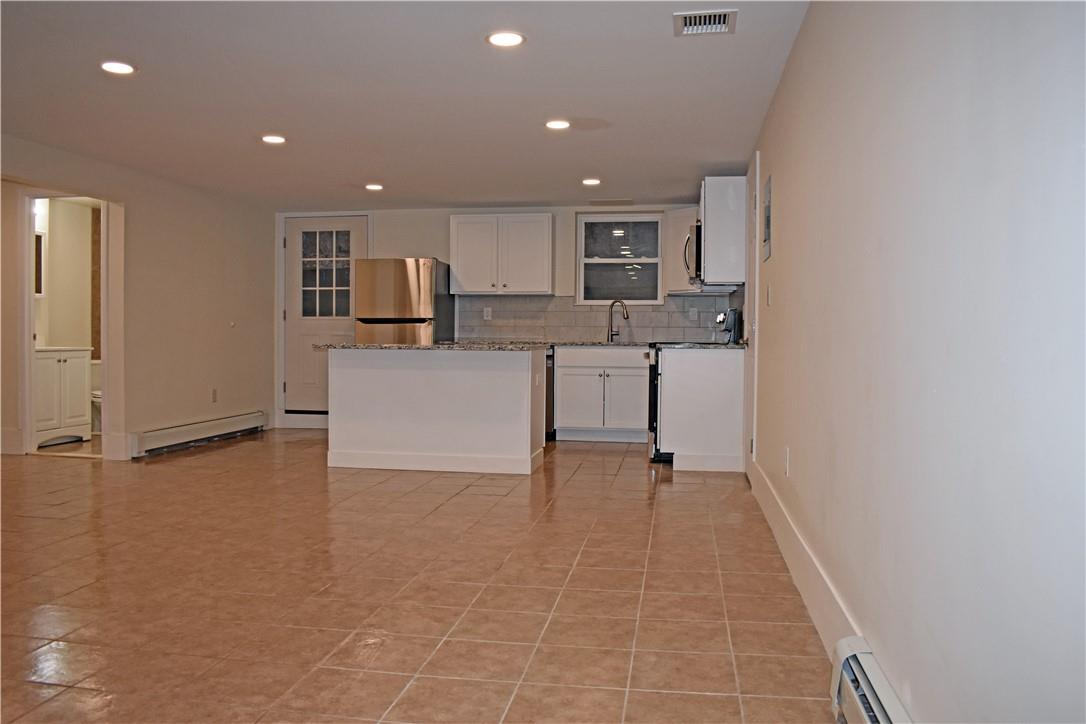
left=554, top=347, right=649, bottom=442
left=555, top=367, right=606, bottom=428
left=34, top=347, right=92, bottom=446
left=656, top=347, right=744, bottom=471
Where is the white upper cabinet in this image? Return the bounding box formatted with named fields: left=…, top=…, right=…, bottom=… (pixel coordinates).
left=498, top=214, right=553, bottom=293
left=450, top=213, right=552, bottom=294
left=701, top=177, right=746, bottom=285
left=450, top=215, right=499, bottom=293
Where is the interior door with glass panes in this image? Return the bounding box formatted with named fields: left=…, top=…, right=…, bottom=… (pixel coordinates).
left=284, top=216, right=367, bottom=413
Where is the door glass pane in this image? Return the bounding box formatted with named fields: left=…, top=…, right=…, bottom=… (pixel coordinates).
left=583, top=262, right=659, bottom=301
left=302, top=231, right=317, bottom=259
left=335, top=289, right=350, bottom=317
left=302, top=289, right=317, bottom=317
left=318, top=289, right=333, bottom=316
left=335, top=230, right=351, bottom=258
left=335, top=260, right=350, bottom=287
left=318, top=260, right=333, bottom=287
left=318, top=230, right=333, bottom=258
left=584, top=221, right=658, bottom=259
left=302, top=260, right=316, bottom=288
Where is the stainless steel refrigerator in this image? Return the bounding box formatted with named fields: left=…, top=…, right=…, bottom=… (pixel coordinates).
left=353, top=258, right=454, bottom=344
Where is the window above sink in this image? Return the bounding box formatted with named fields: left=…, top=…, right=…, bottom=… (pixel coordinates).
left=577, top=213, right=663, bottom=305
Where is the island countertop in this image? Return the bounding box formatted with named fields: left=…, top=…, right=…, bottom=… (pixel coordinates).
left=316, top=341, right=548, bottom=351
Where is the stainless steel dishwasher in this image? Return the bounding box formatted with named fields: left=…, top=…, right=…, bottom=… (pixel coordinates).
left=545, top=347, right=555, bottom=441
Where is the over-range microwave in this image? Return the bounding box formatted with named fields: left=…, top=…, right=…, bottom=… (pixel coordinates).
left=683, top=177, right=747, bottom=289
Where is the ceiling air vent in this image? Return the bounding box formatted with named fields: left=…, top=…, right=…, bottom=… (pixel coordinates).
left=673, top=9, right=737, bottom=36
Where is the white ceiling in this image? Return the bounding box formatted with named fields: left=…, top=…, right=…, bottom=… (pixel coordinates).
left=1, top=2, right=807, bottom=210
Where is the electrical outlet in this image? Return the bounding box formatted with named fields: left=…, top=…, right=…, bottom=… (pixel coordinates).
left=483, top=306, right=492, bottom=321
left=784, top=446, right=790, bottom=477
left=688, top=307, right=699, bottom=321
left=211, top=388, right=218, bottom=403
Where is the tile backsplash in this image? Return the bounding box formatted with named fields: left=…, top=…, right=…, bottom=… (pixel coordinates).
left=457, top=293, right=744, bottom=344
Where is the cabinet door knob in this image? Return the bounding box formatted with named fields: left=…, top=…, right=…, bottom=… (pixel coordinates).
left=598, top=372, right=603, bottom=378
left=502, top=283, right=508, bottom=288
left=490, top=283, right=496, bottom=288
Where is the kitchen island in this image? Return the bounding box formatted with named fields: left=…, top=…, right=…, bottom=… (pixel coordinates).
left=319, top=342, right=547, bottom=474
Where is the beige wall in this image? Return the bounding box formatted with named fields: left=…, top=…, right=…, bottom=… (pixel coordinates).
left=751, top=3, right=1084, bottom=722
left=44, top=199, right=92, bottom=348
left=2, top=135, right=276, bottom=437
left=1, top=182, right=29, bottom=448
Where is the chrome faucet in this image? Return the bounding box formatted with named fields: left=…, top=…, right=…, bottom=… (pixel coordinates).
left=608, top=300, right=629, bottom=343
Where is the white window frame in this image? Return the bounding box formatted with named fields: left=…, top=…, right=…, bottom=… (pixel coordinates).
left=576, top=213, right=664, bottom=305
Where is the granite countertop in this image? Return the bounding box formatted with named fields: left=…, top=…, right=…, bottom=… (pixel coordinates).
left=317, top=339, right=745, bottom=352
left=650, top=342, right=747, bottom=350
left=316, top=341, right=548, bottom=351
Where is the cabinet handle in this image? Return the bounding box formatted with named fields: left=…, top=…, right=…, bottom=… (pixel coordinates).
left=502, top=283, right=508, bottom=288
left=605, top=372, right=610, bottom=378
left=598, top=372, right=603, bottom=378
left=490, top=283, right=496, bottom=288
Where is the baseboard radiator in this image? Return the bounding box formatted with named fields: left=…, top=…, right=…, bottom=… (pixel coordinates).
left=135, top=411, right=266, bottom=456
left=832, top=637, right=912, bottom=723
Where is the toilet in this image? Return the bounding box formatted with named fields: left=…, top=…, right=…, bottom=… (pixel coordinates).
left=91, top=390, right=102, bottom=433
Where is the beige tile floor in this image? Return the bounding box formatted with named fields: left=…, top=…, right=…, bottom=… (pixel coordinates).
left=1, top=429, right=832, bottom=723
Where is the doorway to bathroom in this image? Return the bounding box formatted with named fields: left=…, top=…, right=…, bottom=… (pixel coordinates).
left=30, top=196, right=106, bottom=459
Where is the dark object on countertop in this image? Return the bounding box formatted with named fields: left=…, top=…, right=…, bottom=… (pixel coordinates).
left=716, top=308, right=743, bottom=345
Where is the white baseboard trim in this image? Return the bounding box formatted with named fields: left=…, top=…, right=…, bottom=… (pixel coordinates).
left=747, top=460, right=860, bottom=655
left=556, top=428, right=648, bottom=443
left=276, top=412, right=329, bottom=429
left=1, top=427, right=25, bottom=455
left=673, top=452, right=743, bottom=472
left=102, top=432, right=134, bottom=461
left=328, top=448, right=541, bottom=475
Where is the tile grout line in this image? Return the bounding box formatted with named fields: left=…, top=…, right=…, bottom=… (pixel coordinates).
left=374, top=493, right=566, bottom=724
left=263, top=486, right=555, bottom=718
left=709, top=501, right=746, bottom=724
left=495, top=473, right=600, bottom=723
left=619, top=476, right=658, bottom=724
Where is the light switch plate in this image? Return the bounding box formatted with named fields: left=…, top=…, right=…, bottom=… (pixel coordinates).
left=483, top=307, right=492, bottom=321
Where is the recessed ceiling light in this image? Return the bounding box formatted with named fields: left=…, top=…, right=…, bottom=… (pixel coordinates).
left=100, top=61, right=136, bottom=75
left=261, top=135, right=286, bottom=145
left=545, top=119, right=570, bottom=130
left=582, top=178, right=601, bottom=186
left=365, top=184, right=383, bottom=191
left=487, top=31, right=524, bottom=47
left=612, top=229, right=625, bottom=236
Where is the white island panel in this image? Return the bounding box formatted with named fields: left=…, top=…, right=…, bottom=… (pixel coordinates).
left=328, top=348, right=545, bottom=474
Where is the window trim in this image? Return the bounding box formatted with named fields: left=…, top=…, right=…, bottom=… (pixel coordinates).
left=576, top=213, right=664, bottom=306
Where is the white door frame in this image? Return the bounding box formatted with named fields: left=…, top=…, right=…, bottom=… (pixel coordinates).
left=273, top=210, right=374, bottom=429
left=744, top=151, right=761, bottom=471
left=7, top=184, right=129, bottom=459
